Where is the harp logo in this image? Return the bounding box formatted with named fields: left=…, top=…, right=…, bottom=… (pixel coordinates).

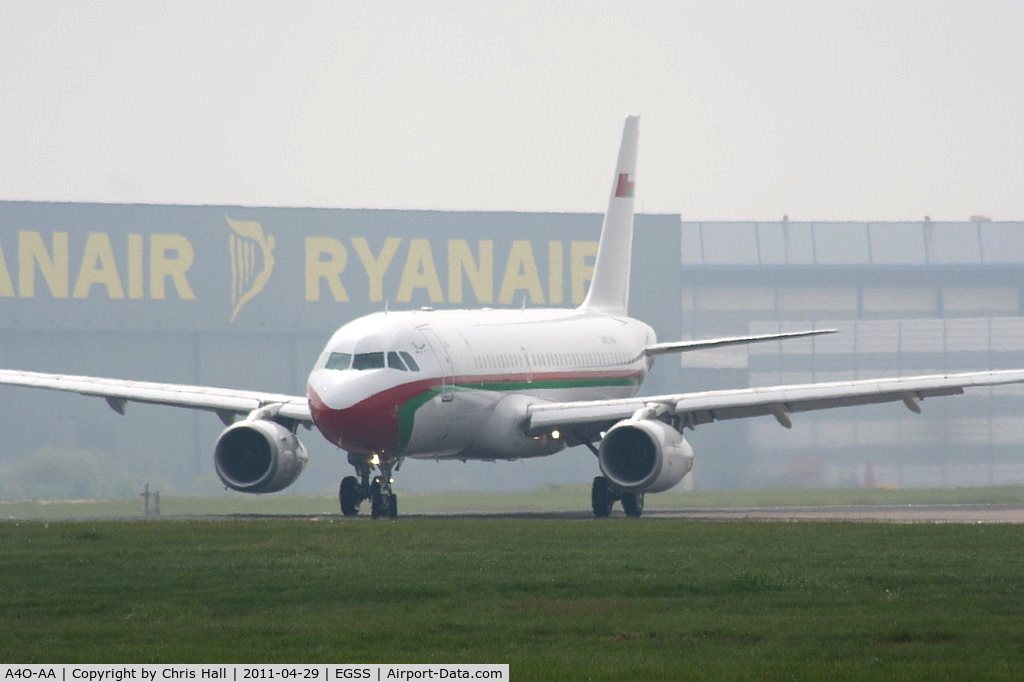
left=227, top=216, right=276, bottom=322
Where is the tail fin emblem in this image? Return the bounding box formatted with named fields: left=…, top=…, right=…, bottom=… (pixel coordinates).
left=227, top=216, right=276, bottom=322
left=614, top=173, right=630, bottom=199
left=614, top=173, right=635, bottom=198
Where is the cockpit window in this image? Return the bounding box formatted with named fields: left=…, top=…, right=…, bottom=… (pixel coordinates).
left=325, top=352, right=352, bottom=370
left=352, top=352, right=386, bottom=370
left=326, top=349, right=421, bottom=372
left=400, top=351, right=420, bottom=372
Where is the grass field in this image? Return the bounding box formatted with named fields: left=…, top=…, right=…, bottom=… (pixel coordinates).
left=3, top=517, right=1024, bottom=680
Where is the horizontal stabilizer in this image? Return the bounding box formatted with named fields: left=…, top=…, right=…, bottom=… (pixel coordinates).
left=644, top=329, right=836, bottom=356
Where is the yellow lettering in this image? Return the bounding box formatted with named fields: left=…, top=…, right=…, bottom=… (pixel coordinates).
left=396, top=238, right=444, bottom=303
left=127, top=234, right=144, bottom=299
left=571, top=240, right=598, bottom=304
left=149, top=234, right=195, bottom=300
left=73, top=233, right=124, bottom=299
left=19, top=231, right=68, bottom=298
left=305, top=237, right=349, bottom=302
left=351, top=237, right=400, bottom=302
left=498, top=240, right=545, bottom=305
left=448, top=239, right=493, bottom=304
left=0, top=242, right=14, bottom=296
left=548, top=241, right=564, bottom=305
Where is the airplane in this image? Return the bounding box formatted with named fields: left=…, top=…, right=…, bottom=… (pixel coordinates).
left=2, top=114, right=1024, bottom=518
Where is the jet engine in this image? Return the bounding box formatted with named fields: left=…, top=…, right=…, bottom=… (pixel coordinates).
left=598, top=418, right=693, bottom=493
left=214, top=419, right=309, bottom=493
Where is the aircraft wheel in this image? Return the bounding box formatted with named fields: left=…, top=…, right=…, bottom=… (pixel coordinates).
left=591, top=476, right=615, bottom=517
left=371, top=491, right=396, bottom=519
left=339, top=476, right=362, bottom=517
left=622, top=491, right=645, bottom=518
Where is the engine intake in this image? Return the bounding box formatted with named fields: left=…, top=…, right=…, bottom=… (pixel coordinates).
left=598, top=418, right=693, bottom=493
left=214, top=419, right=308, bottom=493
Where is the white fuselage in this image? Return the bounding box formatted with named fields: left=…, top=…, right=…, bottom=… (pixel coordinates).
left=306, top=307, right=656, bottom=461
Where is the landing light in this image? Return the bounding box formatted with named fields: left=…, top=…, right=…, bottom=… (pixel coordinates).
left=551, top=430, right=561, bottom=440
left=370, top=454, right=380, bottom=466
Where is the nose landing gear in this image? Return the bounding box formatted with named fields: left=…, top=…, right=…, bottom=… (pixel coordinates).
left=339, top=453, right=400, bottom=519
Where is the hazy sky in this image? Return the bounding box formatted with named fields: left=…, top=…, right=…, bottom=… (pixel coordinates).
left=2, top=1, right=1021, bottom=220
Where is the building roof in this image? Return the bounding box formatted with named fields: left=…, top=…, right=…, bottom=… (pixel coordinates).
left=681, top=221, right=1024, bottom=266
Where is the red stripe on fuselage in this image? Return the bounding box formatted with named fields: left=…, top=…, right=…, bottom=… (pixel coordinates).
left=307, top=367, right=644, bottom=456
left=308, top=377, right=439, bottom=455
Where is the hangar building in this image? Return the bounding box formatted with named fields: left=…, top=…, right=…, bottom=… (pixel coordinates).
left=0, top=201, right=680, bottom=497
left=680, top=219, right=1024, bottom=489
left=0, top=201, right=1020, bottom=497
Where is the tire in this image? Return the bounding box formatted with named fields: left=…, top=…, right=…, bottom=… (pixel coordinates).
left=591, top=476, right=615, bottom=517
left=339, top=476, right=361, bottom=517
left=371, top=490, right=396, bottom=519
left=622, top=491, right=645, bottom=518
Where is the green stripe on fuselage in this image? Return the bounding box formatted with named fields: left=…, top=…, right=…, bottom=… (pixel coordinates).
left=395, top=374, right=642, bottom=453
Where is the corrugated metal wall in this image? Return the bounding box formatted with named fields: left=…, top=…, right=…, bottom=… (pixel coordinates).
left=680, top=220, right=1024, bottom=489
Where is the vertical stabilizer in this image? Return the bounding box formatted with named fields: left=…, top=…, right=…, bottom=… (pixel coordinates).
left=579, top=114, right=639, bottom=315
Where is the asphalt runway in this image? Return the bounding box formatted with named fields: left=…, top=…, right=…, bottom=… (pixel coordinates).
left=639, top=504, right=1024, bottom=523
left=186, top=504, right=1024, bottom=523
left=33, top=504, right=1024, bottom=523
left=406, top=504, right=1024, bottom=522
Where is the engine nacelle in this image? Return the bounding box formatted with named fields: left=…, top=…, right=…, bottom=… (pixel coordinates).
left=598, top=418, right=694, bottom=493
left=214, top=419, right=309, bottom=493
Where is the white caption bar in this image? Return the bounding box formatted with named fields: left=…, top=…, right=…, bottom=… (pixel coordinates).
left=0, top=665, right=508, bottom=682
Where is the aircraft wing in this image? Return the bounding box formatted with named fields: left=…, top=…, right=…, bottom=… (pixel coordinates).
left=527, top=370, right=1024, bottom=435
left=0, top=369, right=311, bottom=425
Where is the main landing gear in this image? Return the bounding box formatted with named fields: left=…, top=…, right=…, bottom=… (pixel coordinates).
left=339, top=453, right=399, bottom=519
left=591, top=475, right=645, bottom=518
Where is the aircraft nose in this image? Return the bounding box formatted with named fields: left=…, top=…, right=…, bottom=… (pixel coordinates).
left=307, top=379, right=401, bottom=455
